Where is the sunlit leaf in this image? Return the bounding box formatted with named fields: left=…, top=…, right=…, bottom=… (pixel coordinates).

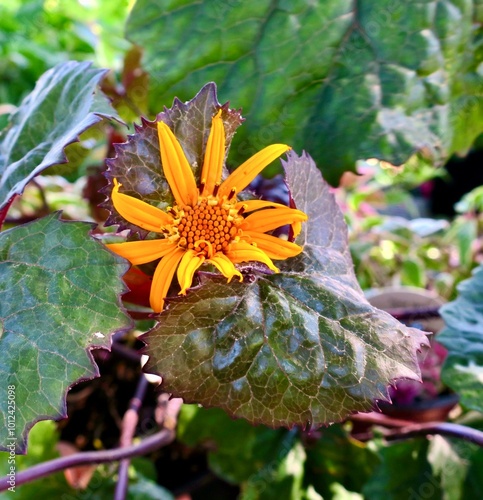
left=178, top=405, right=294, bottom=484
left=305, top=424, right=380, bottom=498
left=178, top=405, right=312, bottom=500
left=427, top=435, right=468, bottom=500
left=438, top=263, right=483, bottom=412
left=126, top=0, right=483, bottom=185
left=141, top=137, right=428, bottom=427
left=241, top=440, right=308, bottom=500
left=0, top=61, right=119, bottom=215
left=363, top=439, right=442, bottom=500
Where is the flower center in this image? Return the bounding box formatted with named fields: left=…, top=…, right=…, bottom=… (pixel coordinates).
left=176, top=198, right=240, bottom=258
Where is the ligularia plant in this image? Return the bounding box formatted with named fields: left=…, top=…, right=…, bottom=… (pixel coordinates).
left=104, top=83, right=429, bottom=428
left=0, top=69, right=427, bottom=452
left=107, top=110, right=307, bottom=312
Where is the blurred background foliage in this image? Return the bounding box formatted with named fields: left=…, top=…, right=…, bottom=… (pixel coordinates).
left=1, top=0, right=483, bottom=498
left=0, top=0, right=131, bottom=106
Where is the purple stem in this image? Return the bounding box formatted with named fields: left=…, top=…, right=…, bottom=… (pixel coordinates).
left=111, top=341, right=142, bottom=363
left=351, top=413, right=483, bottom=447
left=351, top=411, right=414, bottom=427
left=386, top=422, right=483, bottom=446
left=115, top=374, right=150, bottom=500
left=386, top=306, right=441, bottom=321
left=0, top=428, right=175, bottom=492
left=116, top=460, right=130, bottom=500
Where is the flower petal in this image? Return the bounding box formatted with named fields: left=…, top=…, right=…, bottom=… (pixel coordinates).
left=157, top=121, right=198, bottom=207
left=177, top=249, right=205, bottom=295
left=241, top=231, right=303, bottom=260
left=225, top=240, right=279, bottom=272
left=107, top=239, right=177, bottom=265
left=219, top=144, right=291, bottom=197
left=112, top=179, right=173, bottom=232
left=201, top=110, right=225, bottom=196
left=150, top=247, right=185, bottom=312
left=241, top=207, right=308, bottom=234
left=291, top=221, right=302, bottom=239
left=207, top=253, right=243, bottom=282
left=236, top=199, right=292, bottom=213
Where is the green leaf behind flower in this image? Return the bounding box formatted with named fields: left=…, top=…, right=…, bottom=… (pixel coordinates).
left=141, top=149, right=428, bottom=427
left=305, top=424, right=380, bottom=498
left=0, top=61, right=118, bottom=216
left=104, top=83, right=243, bottom=234
left=0, top=214, right=131, bottom=453
left=126, top=0, right=483, bottom=185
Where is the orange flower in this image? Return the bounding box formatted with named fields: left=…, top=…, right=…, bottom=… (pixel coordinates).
left=108, top=110, right=307, bottom=312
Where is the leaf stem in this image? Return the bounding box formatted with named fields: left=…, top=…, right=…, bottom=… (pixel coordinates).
left=0, top=428, right=175, bottom=492
left=115, top=373, right=150, bottom=500
left=385, top=306, right=441, bottom=321
left=350, top=413, right=483, bottom=447
left=385, top=422, right=483, bottom=446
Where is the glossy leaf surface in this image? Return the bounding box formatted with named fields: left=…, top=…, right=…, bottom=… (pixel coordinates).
left=0, top=214, right=131, bottom=452
left=141, top=148, right=428, bottom=426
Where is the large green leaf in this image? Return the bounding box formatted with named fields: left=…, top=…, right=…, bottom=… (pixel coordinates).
left=363, top=439, right=443, bottom=500
left=438, top=263, right=483, bottom=412
left=142, top=150, right=428, bottom=427
left=463, top=448, right=483, bottom=497
left=427, top=436, right=468, bottom=500
left=126, top=0, right=483, bottom=185
left=0, top=213, right=131, bottom=453
left=0, top=60, right=118, bottom=213
left=241, top=440, right=310, bottom=500
left=178, top=405, right=293, bottom=485
left=304, top=424, right=380, bottom=498
left=178, top=405, right=316, bottom=500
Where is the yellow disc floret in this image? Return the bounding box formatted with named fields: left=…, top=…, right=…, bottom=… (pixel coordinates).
left=176, top=198, right=240, bottom=256
left=107, top=109, right=308, bottom=312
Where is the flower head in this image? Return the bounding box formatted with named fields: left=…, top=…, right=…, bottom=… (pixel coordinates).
left=108, top=110, right=307, bottom=312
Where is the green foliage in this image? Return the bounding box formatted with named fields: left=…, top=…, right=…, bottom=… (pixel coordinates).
left=0, top=60, right=119, bottom=214
left=463, top=447, right=483, bottom=496
left=455, top=185, right=483, bottom=214
left=363, top=438, right=443, bottom=500
left=427, top=435, right=468, bottom=500
left=178, top=405, right=286, bottom=484
left=438, top=263, right=483, bottom=413
left=0, top=0, right=131, bottom=105
left=444, top=216, right=478, bottom=270
left=179, top=406, right=483, bottom=499
left=305, top=425, right=380, bottom=497
left=342, top=161, right=481, bottom=298
left=241, top=441, right=309, bottom=500
left=0, top=0, right=481, bottom=496
left=0, top=421, right=68, bottom=498
left=362, top=435, right=476, bottom=500
left=179, top=405, right=375, bottom=500
left=135, top=86, right=428, bottom=427
left=0, top=214, right=131, bottom=452
left=126, top=0, right=483, bottom=185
